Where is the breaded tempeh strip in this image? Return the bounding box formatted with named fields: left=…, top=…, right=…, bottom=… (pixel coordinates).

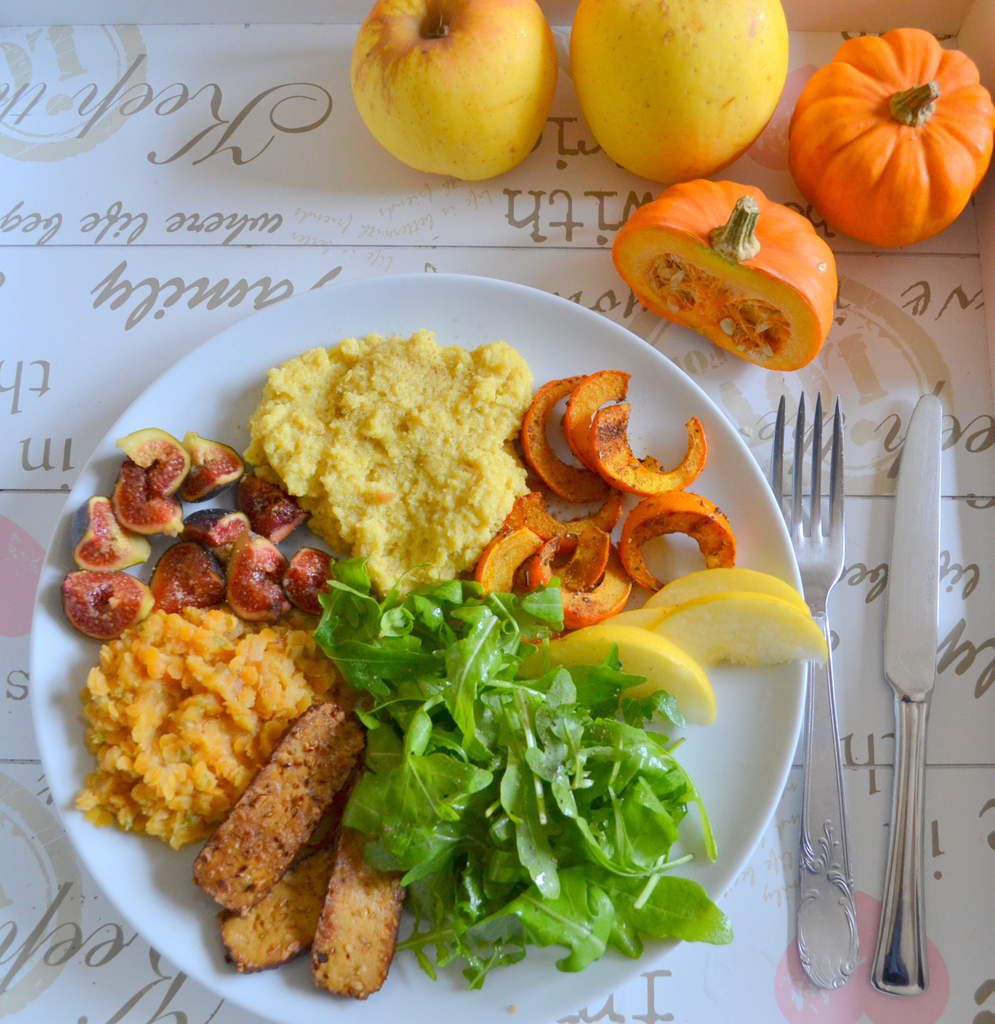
left=311, top=827, right=405, bottom=999
left=221, top=845, right=336, bottom=972
left=194, top=702, right=364, bottom=913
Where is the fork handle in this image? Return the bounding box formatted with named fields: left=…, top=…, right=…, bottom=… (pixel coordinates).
left=796, top=613, right=859, bottom=989
left=871, top=698, right=929, bottom=995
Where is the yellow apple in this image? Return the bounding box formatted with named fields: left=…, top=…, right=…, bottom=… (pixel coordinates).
left=645, top=568, right=809, bottom=614
left=570, top=0, right=789, bottom=183
left=351, top=0, right=557, bottom=180
left=651, top=592, right=827, bottom=666
left=523, top=622, right=716, bottom=725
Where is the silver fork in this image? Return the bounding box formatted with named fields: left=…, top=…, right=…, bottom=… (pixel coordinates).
left=770, top=394, right=858, bottom=990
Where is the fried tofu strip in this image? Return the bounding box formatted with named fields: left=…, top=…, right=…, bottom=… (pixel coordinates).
left=311, top=827, right=405, bottom=999
left=194, top=702, right=364, bottom=913
left=221, top=844, right=336, bottom=972
left=219, top=775, right=357, bottom=973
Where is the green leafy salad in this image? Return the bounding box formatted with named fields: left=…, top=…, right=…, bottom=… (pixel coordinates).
left=314, top=559, right=731, bottom=987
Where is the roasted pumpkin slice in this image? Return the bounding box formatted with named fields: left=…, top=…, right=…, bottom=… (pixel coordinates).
left=521, top=378, right=610, bottom=503
left=590, top=405, right=706, bottom=496
left=504, top=489, right=623, bottom=540
left=563, top=546, right=632, bottom=630
left=517, top=528, right=611, bottom=594
left=474, top=526, right=544, bottom=593
left=619, top=491, right=736, bottom=591
left=612, top=179, right=836, bottom=371
left=563, top=370, right=630, bottom=470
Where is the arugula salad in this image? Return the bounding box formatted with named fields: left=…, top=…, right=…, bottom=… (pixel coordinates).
left=314, top=559, right=731, bottom=987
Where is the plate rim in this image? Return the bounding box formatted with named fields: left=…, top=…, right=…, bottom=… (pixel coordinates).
left=29, top=271, right=804, bottom=1023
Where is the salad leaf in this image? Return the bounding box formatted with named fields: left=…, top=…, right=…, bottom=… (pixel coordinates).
left=315, top=558, right=730, bottom=986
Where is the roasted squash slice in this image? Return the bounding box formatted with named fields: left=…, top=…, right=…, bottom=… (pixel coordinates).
left=590, top=405, right=707, bottom=496
left=520, top=378, right=609, bottom=503
left=619, top=491, right=736, bottom=591
left=504, top=490, right=623, bottom=541
left=563, top=370, right=630, bottom=470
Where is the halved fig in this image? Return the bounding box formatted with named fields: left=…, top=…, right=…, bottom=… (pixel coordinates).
left=179, top=433, right=245, bottom=503
left=150, top=541, right=226, bottom=614
left=238, top=475, right=309, bottom=544
left=520, top=378, right=610, bottom=503
left=112, top=459, right=184, bottom=536
left=116, top=428, right=190, bottom=497
left=61, top=570, right=154, bottom=640
left=590, top=406, right=707, bottom=496
left=474, top=526, right=544, bottom=594
left=181, top=509, right=250, bottom=560
left=503, top=490, right=623, bottom=541
left=282, top=547, right=332, bottom=614
left=72, top=496, right=150, bottom=571
left=226, top=533, right=290, bottom=622
left=562, top=547, right=632, bottom=630
left=619, top=491, right=736, bottom=591
left=517, top=528, right=611, bottom=594
left=563, top=370, right=630, bottom=470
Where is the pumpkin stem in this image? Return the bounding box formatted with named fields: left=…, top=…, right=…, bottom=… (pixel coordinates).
left=709, top=196, right=761, bottom=263
left=890, top=81, right=940, bottom=126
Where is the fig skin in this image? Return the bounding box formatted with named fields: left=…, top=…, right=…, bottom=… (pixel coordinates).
left=116, top=427, right=190, bottom=497
left=181, top=509, right=250, bottom=560
left=282, top=547, right=332, bottom=614
left=179, top=433, right=245, bottom=503
left=226, top=533, right=290, bottom=622
left=62, top=570, right=154, bottom=640
left=151, top=541, right=226, bottom=614
left=72, top=496, right=151, bottom=571
left=112, top=459, right=184, bottom=536
left=238, top=475, right=308, bottom=544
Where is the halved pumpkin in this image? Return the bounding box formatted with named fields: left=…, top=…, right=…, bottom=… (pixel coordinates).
left=520, top=377, right=609, bottom=503
left=590, top=405, right=707, bottom=496
left=620, top=491, right=736, bottom=590
left=475, top=526, right=544, bottom=593
left=612, top=179, right=836, bottom=371
left=504, top=489, right=623, bottom=541
left=563, top=546, right=632, bottom=629
left=563, top=370, right=630, bottom=470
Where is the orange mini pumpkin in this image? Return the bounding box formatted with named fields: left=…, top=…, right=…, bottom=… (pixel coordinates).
left=612, top=180, right=837, bottom=371
left=789, top=27, right=995, bottom=248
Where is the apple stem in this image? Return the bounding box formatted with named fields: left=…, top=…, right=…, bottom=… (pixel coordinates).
left=421, top=6, right=450, bottom=39
left=710, top=196, right=761, bottom=263
left=890, top=81, right=940, bottom=126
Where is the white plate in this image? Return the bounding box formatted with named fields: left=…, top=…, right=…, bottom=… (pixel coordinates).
left=30, top=274, right=804, bottom=1024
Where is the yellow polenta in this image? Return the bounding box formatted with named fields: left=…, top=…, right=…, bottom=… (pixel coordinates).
left=245, top=330, right=532, bottom=592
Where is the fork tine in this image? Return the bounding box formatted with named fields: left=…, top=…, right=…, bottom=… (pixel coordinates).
left=792, top=394, right=805, bottom=537
left=770, top=396, right=785, bottom=503
left=829, top=397, right=844, bottom=534
left=810, top=393, right=823, bottom=536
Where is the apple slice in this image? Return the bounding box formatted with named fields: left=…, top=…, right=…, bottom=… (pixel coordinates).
left=644, top=567, right=809, bottom=613
left=651, top=592, right=827, bottom=667
left=524, top=622, right=716, bottom=725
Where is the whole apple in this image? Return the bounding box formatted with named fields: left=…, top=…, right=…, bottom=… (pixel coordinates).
left=351, top=0, right=557, bottom=180
left=571, top=0, right=789, bottom=184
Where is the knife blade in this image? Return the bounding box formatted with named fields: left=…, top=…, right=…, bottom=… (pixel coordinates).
left=884, top=394, right=942, bottom=701
left=871, top=392, right=942, bottom=996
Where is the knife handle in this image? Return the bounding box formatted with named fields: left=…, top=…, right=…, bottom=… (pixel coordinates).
left=796, top=614, right=859, bottom=989
left=872, top=698, right=930, bottom=995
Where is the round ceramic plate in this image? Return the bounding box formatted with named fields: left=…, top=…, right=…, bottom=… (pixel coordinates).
left=30, top=274, right=804, bottom=1024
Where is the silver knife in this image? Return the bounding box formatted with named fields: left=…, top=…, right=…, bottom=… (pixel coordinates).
left=871, top=393, right=942, bottom=995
